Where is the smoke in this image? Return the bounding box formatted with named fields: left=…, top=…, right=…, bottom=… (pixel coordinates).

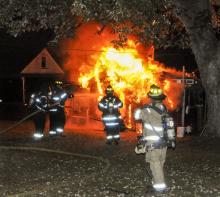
left=60, top=22, right=120, bottom=82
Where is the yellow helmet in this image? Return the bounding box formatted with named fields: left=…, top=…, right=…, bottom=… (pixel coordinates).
left=54, top=80, right=63, bottom=86
left=105, top=85, right=114, bottom=95
left=147, top=84, right=166, bottom=100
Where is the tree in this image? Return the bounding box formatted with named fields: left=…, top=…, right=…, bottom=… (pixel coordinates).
left=71, top=0, right=220, bottom=136
left=0, top=0, right=77, bottom=41
left=171, top=0, right=220, bottom=136
left=0, top=0, right=219, bottom=136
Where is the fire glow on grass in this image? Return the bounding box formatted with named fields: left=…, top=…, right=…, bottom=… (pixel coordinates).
left=62, top=22, right=185, bottom=114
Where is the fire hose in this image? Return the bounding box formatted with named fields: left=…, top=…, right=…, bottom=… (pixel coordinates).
left=0, top=104, right=128, bottom=135
left=0, top=103, right=60, bottom=135
left=0, top=109, right=41, bottom=135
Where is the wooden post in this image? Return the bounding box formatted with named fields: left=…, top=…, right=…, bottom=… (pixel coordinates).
left=181, top=66, right=186, bottom=128
left=177, top=66, right=186, bottom=138
left=22, top=76, right=26, bottom=104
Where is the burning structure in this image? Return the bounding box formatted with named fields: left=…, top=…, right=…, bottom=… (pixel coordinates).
left=61, top=22, right=193, bottom=130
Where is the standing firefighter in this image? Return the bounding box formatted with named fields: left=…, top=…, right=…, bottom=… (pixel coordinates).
left=98, top=85, right=124, bottom=144
left=48, top=81, right=68, bottom=136
left=29, top=83, right=50, bottom=139
left=134, top=84, right=176, bottom=194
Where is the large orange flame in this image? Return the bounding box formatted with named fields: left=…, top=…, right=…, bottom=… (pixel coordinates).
left=61, top=22, right=185, bottom=113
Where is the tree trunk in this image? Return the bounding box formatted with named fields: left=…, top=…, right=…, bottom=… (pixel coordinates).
left=198, top=53, right=220, bottom=136
left=172, top=0, right=220, bottom=136
left=206, top=93, right=220, bottom=136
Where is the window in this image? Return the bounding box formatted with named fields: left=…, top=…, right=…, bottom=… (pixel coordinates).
left=41, top=56, right=47, bottom=69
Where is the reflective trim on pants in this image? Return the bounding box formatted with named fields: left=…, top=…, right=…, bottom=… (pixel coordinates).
left=153, top=183, right=167, bottom=191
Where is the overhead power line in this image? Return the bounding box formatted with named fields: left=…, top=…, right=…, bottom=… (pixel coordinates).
left=62, top=48, right=151, bottom=54
left=62, top=48, right=192, bottom=56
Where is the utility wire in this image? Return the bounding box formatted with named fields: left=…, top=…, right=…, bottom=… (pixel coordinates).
left=0, top=110, right=41, bottom=135
left=62, top=48, right=151, bottom=54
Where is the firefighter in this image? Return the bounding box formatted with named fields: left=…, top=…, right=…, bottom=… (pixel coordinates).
left=98, top=85, right=124, bottom=144
left=134, top=84, right=176, bottom=194
left=48, top=81, right=68, bottom=136
left=29, top=83, right=50, bottom=139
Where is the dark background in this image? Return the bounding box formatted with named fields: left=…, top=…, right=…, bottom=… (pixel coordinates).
left=0, top=30, right=54, bottom=102
left=0, top=30, right=198, bottom=103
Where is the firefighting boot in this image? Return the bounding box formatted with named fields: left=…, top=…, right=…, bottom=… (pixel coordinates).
left=33, top=132, right=44, bottom=139
left=49, top=130, right=56, bottom=135
left=145, top=185, right=155, bottom=195
left=106, top=140, right=112, bottom=145
left=148, top=182, right=167, bottom=194
left=112, top=134, right=120, bottom=145
left=113, top=140, right=119, bottom=145
left=106, top=135, right=113, bottom=144
left=56, top=128, right=65, bottom=137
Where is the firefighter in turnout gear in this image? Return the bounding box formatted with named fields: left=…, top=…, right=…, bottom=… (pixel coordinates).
left=48, top=81, right=68, bottom=136
left=134, top=84, right=176, bottom=193
left=29, top=83, right=50, bottom=139
left=98, top=85, right=124, bottom=144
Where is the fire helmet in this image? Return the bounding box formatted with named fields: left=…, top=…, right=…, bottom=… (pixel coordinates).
left=105, top=85, right=114, bottom=95
left=49, top=80, right=63, bottom=92
left=54, top=80, right=63, bottom=85
left=147, top=84, right=166, bottom=100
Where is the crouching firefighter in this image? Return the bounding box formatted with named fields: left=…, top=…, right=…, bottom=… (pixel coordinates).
left=133, top=84, right=176, bottom=194
left=47, top=81, right=68, bottom=136
left=98, top=85, right=125, bottom=144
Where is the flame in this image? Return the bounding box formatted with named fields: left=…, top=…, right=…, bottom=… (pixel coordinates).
left=61, top=22, right=186, bottom=113
left=78, top=39, right=183, bottom=111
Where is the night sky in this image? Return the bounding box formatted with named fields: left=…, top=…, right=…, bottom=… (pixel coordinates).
left=155, top=47, right=198, bottom=72
left=0, top=29, right=54, bottom=77
left=0, top=30, right=54, bottom=102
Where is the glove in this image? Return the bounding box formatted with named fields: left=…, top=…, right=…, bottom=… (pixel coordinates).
left=35, top=105, right=46, bottom=112
left=134, top=143, right=146, bottom=154
left=167, top=140, right=176, bottom=150
left=135, top=136, right=147, bottom=154
left=39, top=107, right=46, bottom=112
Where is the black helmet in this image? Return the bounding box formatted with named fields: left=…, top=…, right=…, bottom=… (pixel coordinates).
left=105, top=85, right=114, bottom=96
left=147, top=84, right=166, bottom=100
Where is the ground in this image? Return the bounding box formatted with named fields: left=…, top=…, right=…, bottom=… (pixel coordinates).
left=0, top=120, right=220, bottom=197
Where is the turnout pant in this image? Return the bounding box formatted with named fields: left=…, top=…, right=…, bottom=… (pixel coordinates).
left=33, top=111, right=46, bottom=134
left=145, top=147, right=167, bottom=187
left=105, top=126, right=120, bottom=142
left=49, top=107, right=66, bottom=132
